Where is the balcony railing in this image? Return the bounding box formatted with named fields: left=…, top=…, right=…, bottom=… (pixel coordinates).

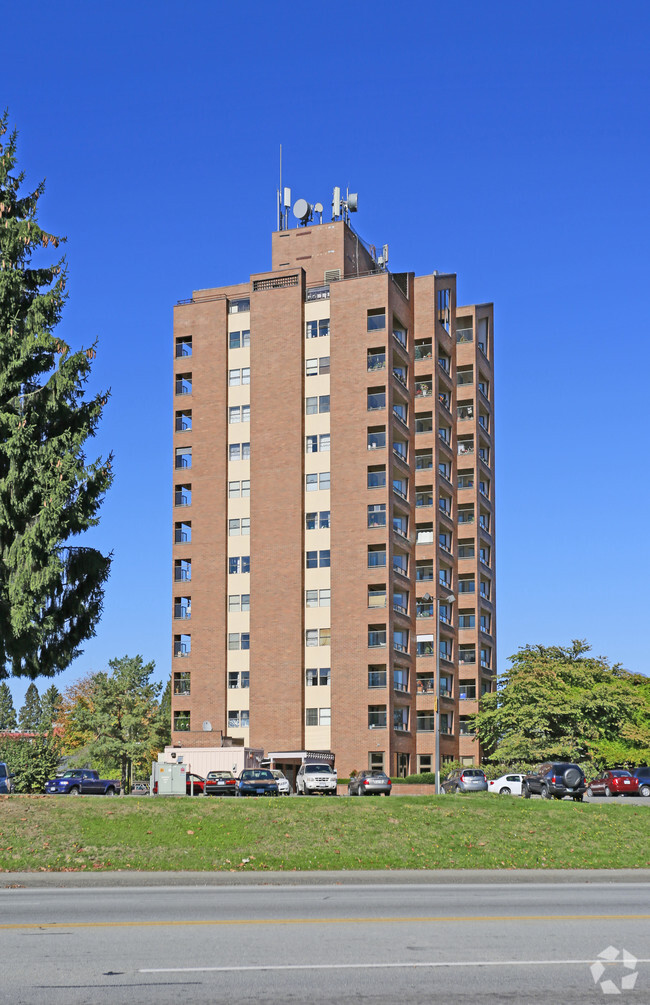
left=393, top=602, right=407, bottom=615
left=393, top=368, right=407, bottom=387
left=306, top=285, right=330, bottom=302
left=414, top=344, right=432, bottom=361
left=456, top=328, right=473, bottom=343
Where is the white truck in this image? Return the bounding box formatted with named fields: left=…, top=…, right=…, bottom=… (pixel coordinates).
left=296, top=762, right=338, bottom=796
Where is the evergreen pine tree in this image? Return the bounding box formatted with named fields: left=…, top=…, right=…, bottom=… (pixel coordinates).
left=0, top=680, right=17, bottom=730
left=18, top=681, right=41, bottom=731
left=0, top=113, right=113, bottom=679
left=40, top=683, right=62, bottom=730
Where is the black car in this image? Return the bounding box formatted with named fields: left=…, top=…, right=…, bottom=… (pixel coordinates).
left=522, top=762, right=586, bottom=801
left=631, top=766, right=650, bottom=798
left=237, top=769, right=279, bottom=797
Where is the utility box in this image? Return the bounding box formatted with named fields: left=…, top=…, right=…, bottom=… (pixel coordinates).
left=150, top=761, right=186, bottom=796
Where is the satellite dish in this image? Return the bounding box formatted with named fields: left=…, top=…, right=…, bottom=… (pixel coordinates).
left=202, top=720, right=213, bottom=732
left=293, top=198, right=311, bottom=222
left=347, top=192, right=358, bottom=212
left=314, top=202, right=323, bottom=213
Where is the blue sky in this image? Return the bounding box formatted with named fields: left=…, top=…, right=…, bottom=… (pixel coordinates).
left=2, top=1, right=649, bottom=707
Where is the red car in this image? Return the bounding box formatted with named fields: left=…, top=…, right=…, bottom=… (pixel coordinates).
left=587, top=770, right=639, bottom=797
left=185, top=772, right=206, bottom=796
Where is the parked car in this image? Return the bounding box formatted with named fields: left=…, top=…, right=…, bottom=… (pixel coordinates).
left=236, top=769, right=279, bottom=797
left=348, top=770, right=392, bottom=796
left=487, top=773, right=524, bottom=796
left=185, top=772, right=206, bottom=796
left=522, top=762, right=586, bottom=801
left=587, top=770, right=639, bottom=797
left=205, top=770, right=238, bottom=796
left=44, top=769, right=120, bottom=796
left=270, top=770, right=291, bottom=795
left=296, top=762, right=337, bottom=796
left=0, top=762, right=15, bottom=794
left=441, top=768, right=488, bottom=794
left=631, top=767, right=650, bottom=798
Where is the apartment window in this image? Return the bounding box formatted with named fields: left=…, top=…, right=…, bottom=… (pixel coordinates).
left=458, top=575, right=475, bottom=594
left=306, top=630, right=319, bottom=647
left=366, top=663, right=386, bottom=689
left=416, top=635, right=434, bottom=658
left=481, top=678, right=492, bottom=696
left=228, top=519, right=242, bottom=536
left=175, top=446, right=192, bottom=469
left=367, top=426, right=386, bottom=452
left=393, top=629, right=408, bottom=653
left=479, top=480, right=490, bottom=498
left=393, top=439, right=407, bottom=462
left=306, top=396, right=318, bottom=415
left=319, top=472, right=330, bottom=490
left=319, top=588, right=331, bottom=607
left=319, top=434, right=330, bottom=452
left=175, top=483, right=191, bottom=507
left=306, top=589, right=318, bottom=608
left=173, top=671, right=190, bottom=695
left=229, top=480, right=241, bottom=499
left=415, top=377, right=432, bottom=399
left=229, top=444, right=240, bottom=461
left=393, top=590, right=408, bottom=615
left=480, top=578, right=491, bottom=600
left=393, top=513, right=408, bottom=537
left=457, top=401, right=473, bottom=421
left=479, top=445, right=490, bottom=464
left=459, top=680, right=477, bottom=700
left=479, top=510, right=491, bottom=532
left=229, top=329, right=250, bottom=348
left=320, top=629, right=331, bottom=646
left=417, top=711, right=435, bottom=732
left=367, top=387, right=386, bottom=411
left=368, top=544, right=386, bottom=568
left=439, top=674, right=453, bottom=698
left=439, top=639, right=452, bottom=661
left=305, top=668, right=317, bottom=686
left=437, top=287, right=451, bottom=331
left=439, top=530, right=451, bottom=551
left=415, top=412, right=432, bottom=435
left=480, top=546, right=491, bottom=567
left=439, top=603, right=451, bottom=624
left=306, top=318, right=330, bottom=338
left=393, top=316, right=407, bottom=347
left=416, top=597, right=434, bottom=619
left=416, top=487, right=433, bottom=508
left=458, top=436, right=474, bottom=456
left=305, top=512, right=317, bottom=530
left=319, top=394, right=330, bottom=413
left=228, top=594, right=240, bottom=612
left=415, top=560, right=434, bottom=582
left=306, top=551, right=318, bottom=569
left=458, top=505, right=475, bottom=524
left=305, top=708, right=318, bottom=727
left=458, top=539, right=475, bottom=558
left=306, top=435, right=318, bottom=453
left=393, top=364, right=407, bottom=387
left=439, top=493, right=451, bottom=515
left=439, top=565, right=451, bottom=589
left=367, top=503, right=386, bottom=529
left=367, top=465, right=386, bottom=489
left=306, top=550, right=330, bottom=569
left=438, top=351, right=451, bottom=374
left=229, top=406, right=241, bottom=424
left=368, top=705, right=387, bottom=728
left=439, top=424, right=451, bottom=445
left=229, top=368, right=241, bottom=386
left=394, top=667, right=408, bottom=692
left=319, top=510, right=330, bottom=528
left=367, top=308, right=386, bottom=331
left=175, top=410, right=192, bottom=432
left=457, top=365, right=473, bottom=386
left=368, top=625, right=387, bottom=648
left=305, top=358, right=318, bottom=377
left=174, top=634, right=191, bottom=657
left=415, top=337, right=432, bottom=361
left=480, top=613, right=491, bottom=633
left=173, top=710, right=190, bottom=732
left=228, top=556, right=250, bottom=574
left=459, top=644, right=476, bottom=665
left=319, top=708, right=331, bottom=725
left=418, top=754, right=433, bottom=772
left=478, top=378, right=490, bottom=399
left=393, top=552, right=408, bottom=577
left=174, top=595, right=191, bottom=619
left=174, top=558, right=191, bottom=582
left=440, top=713, right=452, bottom=735
left=459, top=611, right=475, bottom=628
left=368, top=584, right=387, bottom=609
left=306, top=474, right=317, bottom=491
left=393, top=401, right=407, bottom=423
left=370, top=751, right=385, bottom=771
left=174, top=521, right=191, bottom=543
left=481, top=646, right=492, bottom=669
left=458, top=470, right=474, bottom=490
left=394, top=706, right=409, bottom=731
left=175, top=336, right=192, bottom=358
left=416, top=672, right=435, bottom=694
left=393, top=476, right=407, bottom=499
left=367, top=347, right=386, bottom=372
left=175, top=373, right=192, bottom=396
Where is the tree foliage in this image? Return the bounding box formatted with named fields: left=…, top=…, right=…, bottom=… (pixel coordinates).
left=39, top=683, right=62, bottom=730
left=62, top=656, right=168, bottom=792
left=0, top=112, right=113, bottom=680
left=0, top=732, right=61, bottom=792
left=18, top=681, right=41, bottom=731
left=0, top=679, right=16, bottom=729
left=473, top=640, right=650, bottom=768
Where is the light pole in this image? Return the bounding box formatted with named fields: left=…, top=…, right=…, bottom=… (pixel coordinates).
left=426, top=589, right=455, bottom=795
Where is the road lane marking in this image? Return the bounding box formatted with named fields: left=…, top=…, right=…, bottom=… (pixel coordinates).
left=2, top=913, right=650, bottom=931
left=141, top=959, right=650, bottom=974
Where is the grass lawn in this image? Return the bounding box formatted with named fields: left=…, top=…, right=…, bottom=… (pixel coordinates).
left=0, top=793, right=647, bottom=873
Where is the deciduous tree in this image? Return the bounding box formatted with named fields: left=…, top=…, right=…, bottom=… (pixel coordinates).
left=473, top=640, right=650, bottom=767
left=0, top=112, right=113, bottom=679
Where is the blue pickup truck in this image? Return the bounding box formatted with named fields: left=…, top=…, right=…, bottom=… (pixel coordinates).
left=45, top=769, right=120, bottom=796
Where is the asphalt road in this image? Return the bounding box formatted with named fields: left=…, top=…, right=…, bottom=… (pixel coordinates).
left=2, top=880, right=649, bottom=1004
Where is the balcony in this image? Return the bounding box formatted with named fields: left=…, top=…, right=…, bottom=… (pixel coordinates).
left=393, top=367, right=407, bottom=388
left=367, top=352, right=386, bottom=372
left=456, top=328, right=473, bottom=344
left=415, top=342, right=432, bottom=361
left=306, top=285, right=330, bottom=302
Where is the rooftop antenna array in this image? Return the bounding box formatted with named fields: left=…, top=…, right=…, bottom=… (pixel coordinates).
left=331, top=186, right=358, bottom=223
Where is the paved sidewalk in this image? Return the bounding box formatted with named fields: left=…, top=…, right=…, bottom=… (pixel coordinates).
left=3, top=868, right=650, bottom=888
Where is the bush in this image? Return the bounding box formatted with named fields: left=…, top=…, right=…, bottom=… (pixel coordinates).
left=0, top=733, right=61, bottom=793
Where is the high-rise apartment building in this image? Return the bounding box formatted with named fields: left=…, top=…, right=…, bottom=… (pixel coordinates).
left=171, top=204, right=495, bottom=779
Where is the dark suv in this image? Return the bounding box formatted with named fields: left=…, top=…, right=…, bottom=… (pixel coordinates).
left=523, top=762, right=586, bottom=801
left=631, top=767, right=650, bottom=798
left=0, top=762, right=15, bottom=794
